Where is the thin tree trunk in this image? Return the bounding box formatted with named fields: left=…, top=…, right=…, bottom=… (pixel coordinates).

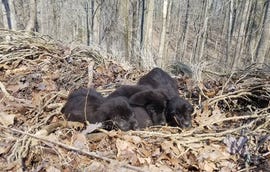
left=164, top=1, right=172, bottom=67
left=182, top=0, right=190, bottom=62
left=174, top=1, right=184, bottom=62
left=131, top=0, right=139, bottom=65
left=122, top=0, right=130, bottom=61
left=84, top=1, right=90, bottom=46
left=141, top=0, right=155, bottom=68
left=1, top=0, right=12, bottom=29
left=232, top=1, right=251, bottom=70
left=140, top=0, right=145, bottom=47
left=157, top=0, right=168, bottom=67
left=255, top=0, right=270, bottom=66
left=199, top=0, right=213, bottom=61
left=26, top=0, right=37, bottom=31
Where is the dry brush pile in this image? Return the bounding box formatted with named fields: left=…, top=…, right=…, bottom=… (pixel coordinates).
left=0, top=29, right=269, bottom=172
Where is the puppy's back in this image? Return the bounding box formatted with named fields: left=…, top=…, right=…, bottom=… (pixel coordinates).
left=107, top=85, right=151, bottom=99
left=138, top=68, right=179, bottom=96
left=61, top=88, right=104, bottom=122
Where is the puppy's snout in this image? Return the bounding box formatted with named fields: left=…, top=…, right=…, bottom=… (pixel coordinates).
left=182, top=120, right=191, bottom=128
left=160, top=121, right=166, bottom=125
left=130, top=118, right=139, bottom=129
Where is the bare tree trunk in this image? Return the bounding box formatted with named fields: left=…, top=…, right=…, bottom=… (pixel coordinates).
left=157, top=0, right=168, bottom=67
left=224, top=0, right=235, bottom=67
left=90, top=0, right=95, bottom=44
left=1, top=0, right=12, bottom=29
left=141, top=0, right=155, bottom=68
left=174, top=1, right=184, bottom=62
left=26, top=0, right=37, bottom=31
left=164, top=1, right=172, bottom=67
left=191, top=0, right=206, bottom=63
left=140, top=0, right=145, bottom=47
left=255, top=0, right=270, bottom=66
left=131, top=0, right=139, bottom=65
left=181, top=0, right=190, bottom=62
left=199, top=0, right=212, bottom=61
left=84, top=1, right=90, bottom=46
left=218, top=1, right=229, bottom=65
left=232, top=0, right=252, bottom=70
left=120, top=0, right=130, bottom=61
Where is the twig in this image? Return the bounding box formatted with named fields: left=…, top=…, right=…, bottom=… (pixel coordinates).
left=0, top=125, right=144, bottom=172
left=87, top=61, right=95, bottom=88
left=208, top=90, right=252, bottom=105
left=195, top=120, right=255, bottom=137
left=0, top=81, right=33, bottom=105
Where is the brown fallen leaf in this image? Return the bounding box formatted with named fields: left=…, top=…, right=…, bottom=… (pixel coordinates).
left=81, top=123, right=102, bottom=135
left=86, top=161, right=106, bottom=171
left=72, top=133, right=88, bottom=151
left=160, top=140, right=180, bottom=155
left=0, top=112, right=16, bottom=126
left=199, top=161, right=216, bottom=172
left=122, top=135, right=142, bottom=145
left=46, top=166, right=61, bottom=172
left=115, top=138, right=138, bottom=165
left=198, top=145, right=231, bottom=162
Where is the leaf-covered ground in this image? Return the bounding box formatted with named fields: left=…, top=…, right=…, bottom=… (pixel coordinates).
left=0, top=29, right=270, bottom=172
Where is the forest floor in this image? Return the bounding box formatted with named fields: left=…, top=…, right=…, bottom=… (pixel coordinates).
left=0, top=30, right=270, bottom=172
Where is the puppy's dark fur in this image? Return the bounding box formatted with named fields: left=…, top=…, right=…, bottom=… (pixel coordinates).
left=138, top=68, right=179, bottom=96
left=107, top=85, right=151, bottom=99
left=137, top=68, right=194, bottom=128
left=166, top=96, right=194, bottom=128
left=61, top=88, right=104, bottom=122
left=132, top=106, right=153, bottom=129
left=61, top=88, right=137, bottom=131
left=96, top=96, right=138, bottom=131
left=129, top=89, right=167, bottom=125
left=108, top=85, right=167, bottom=126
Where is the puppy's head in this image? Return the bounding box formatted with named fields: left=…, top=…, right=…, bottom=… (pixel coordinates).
left=96, top=97, right=138, bottom=131
left=167, top=96, right=194, bottom=128
left=129, top=89, right=167, bottom=125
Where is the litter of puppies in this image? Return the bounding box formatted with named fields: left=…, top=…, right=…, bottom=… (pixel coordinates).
left=61, top=68, right=194, bottom=130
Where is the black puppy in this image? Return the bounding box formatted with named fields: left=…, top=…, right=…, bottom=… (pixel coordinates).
left=137, top=67, right=194, bottom=128
left=129, top=89, right=167, bottom=126
left=61, top=88, right=137, bottom=131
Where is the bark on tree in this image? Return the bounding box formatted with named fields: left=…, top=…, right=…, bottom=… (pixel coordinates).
left=141, top=0, right=155, bottom=68
left=157, top=0, right=168, bottom=67
left=131, top=0, right=139, bottom=65
left=232, top=0, right=252, bottom=70
left=26, top=0, right=37, bottom=31
left=255, top=0, right=270, bottom=66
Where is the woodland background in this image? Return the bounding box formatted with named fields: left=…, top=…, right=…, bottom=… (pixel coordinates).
left=1, top=0, right=269, bottom=71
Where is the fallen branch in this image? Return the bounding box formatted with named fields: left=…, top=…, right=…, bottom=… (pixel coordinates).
left=0, top=124, right=145, bottom=172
